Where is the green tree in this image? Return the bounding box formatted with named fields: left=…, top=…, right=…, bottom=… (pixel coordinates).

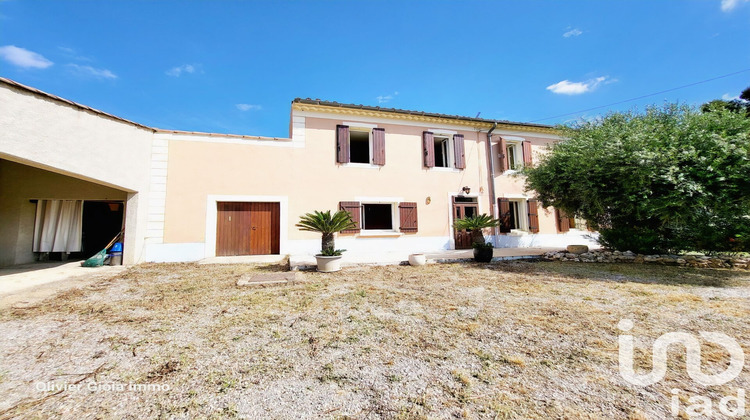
left=524, top=104, right=750, bottom=254
left=701, top=85, right=750, bottom=116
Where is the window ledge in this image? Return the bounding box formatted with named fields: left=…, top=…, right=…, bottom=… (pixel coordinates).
left=342, top=163, right=382, bottom=169
left=357, top=231, right=403, bottom=238
left=508, top=229, right=529, bottom=236
left=500, top=169, right=520, bottom=176
left=429, top=167, right=461, bottom=173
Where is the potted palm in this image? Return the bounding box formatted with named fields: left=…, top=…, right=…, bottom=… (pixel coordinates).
left=296, top=210, right=356, bottom=272
left=453, top=214, right=500, bottom=263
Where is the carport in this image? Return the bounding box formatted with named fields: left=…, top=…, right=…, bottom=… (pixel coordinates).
left=0, top=159, right=131, bottom=266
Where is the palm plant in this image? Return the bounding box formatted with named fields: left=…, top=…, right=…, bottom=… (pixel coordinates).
left=453, top=214, right=500, bottom=247
left=296, top=210, right=356, bottom=256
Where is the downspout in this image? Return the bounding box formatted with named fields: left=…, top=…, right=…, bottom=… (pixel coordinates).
left=485, top=122, right=498, bottom=247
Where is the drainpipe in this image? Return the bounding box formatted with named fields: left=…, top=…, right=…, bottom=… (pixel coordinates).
left=485, top=122, right=498, bottom=247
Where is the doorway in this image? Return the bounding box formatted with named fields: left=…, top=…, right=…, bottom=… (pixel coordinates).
left=80, top=201, right=124, bottom=259
left=216, top=202, right=280, bottom=256
left=452, top=196, right=479, bottom=249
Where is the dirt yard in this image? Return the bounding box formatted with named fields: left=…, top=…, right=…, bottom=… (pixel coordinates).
left=0, top=261, right=748, bottom=419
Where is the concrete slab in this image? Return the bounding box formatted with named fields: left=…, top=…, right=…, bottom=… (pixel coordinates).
left=236, top=272, right=306, bottom=287
left=199, top=255, right=288, bottom=265
left=0, top=261, right=127, bottom=309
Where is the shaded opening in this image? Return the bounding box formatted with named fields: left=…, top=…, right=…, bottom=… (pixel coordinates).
left=434, top=137, right=449, bottom=167
left=362, top=204, right=392, bottom=230
left=80, top=201, right=124, bottom=258
left=508, top=201, right=520, bottom=230
left=349, top=131, right=370, bottom=164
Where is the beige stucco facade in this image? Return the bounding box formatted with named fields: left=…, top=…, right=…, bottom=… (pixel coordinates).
left=0, top=79, right=597, bottom=266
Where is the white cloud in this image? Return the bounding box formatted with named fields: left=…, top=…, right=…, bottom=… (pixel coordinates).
left=547, top=76, right=611, bottom=95
left=376, top=91, right=399, bottom=104
left=722, top=93, right=741, bottom=101
left=67, top=63, right=117, bottom=79
left=236, top=103, right=262, bottom=111
left=0, top=45, right=53, bottom=69
left=57, top=46, right=92, bottom=62
left=563, top=28, right=583, bottom=38
left=166, top=64, right=196, bottom=77
left=721, top=0, right=749, bottom=11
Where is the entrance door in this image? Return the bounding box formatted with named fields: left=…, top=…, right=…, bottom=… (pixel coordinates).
left=216, top=202, right=280, bottom=256
left=452, top=197, right=479, bottom=249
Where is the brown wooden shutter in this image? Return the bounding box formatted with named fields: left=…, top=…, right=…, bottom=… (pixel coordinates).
left=398, top=202, right=418, bottom=233
left=527, top=199, right=539, bottom=233
left=498, top=136, right=508, bottom=172
left=498, top=198, right=511, bottom=233
left=336, top=125, right=349, bottom=163
left=453, top=134, right=465, bottom=169
left=372, top=128, right=385, bottom=166
left=422, top=131, right=435, bottom=168
left=556, top=208, right=570, bottom=233
left=522, top=140, right=533, bottom=167
left=339, top=201, right=361, bottom=234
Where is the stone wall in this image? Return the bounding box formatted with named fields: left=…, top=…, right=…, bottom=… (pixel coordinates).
left=543, top=250, right=749, bottom=270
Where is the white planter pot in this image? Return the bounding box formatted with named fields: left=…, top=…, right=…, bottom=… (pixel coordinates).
left=315, top=255, right=343, bottom=272
left=408, top=253, right=426, bottom=266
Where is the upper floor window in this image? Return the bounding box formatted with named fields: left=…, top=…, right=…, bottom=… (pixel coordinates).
left=423, top=131, right=465, bottom=170
left=434, top=135, right=451, bottom=168
left=498, top=137, right=533, bottom=173
left=336, top=125, right=385, bottom=166
left=506, top=143, right=521, bottom=170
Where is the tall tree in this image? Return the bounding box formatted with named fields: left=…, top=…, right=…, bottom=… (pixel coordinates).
left=524, top=104, right=750, bottom=254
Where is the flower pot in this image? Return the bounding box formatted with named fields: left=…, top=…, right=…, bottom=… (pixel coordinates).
left=315, top=255, right=343, bottom=272
left=408, top=253, right=426, bottom=266
left=473, top=247, right=494, bottom=263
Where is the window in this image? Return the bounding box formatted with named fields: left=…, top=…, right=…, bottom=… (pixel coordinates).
left=498, top=198, right=539, bottom=233
left=498, top=137, right=532, bottom=172
left=339, top=201, right=418, bottom=234
left=505, top=142, right=521, bottom=171
left=434, top=136, right=450, bottom=168
left=362, top=204, right=393, bottom=230
left=349, top=130, right=370, bottom=164
left=336, top=125, right=385, bottom=166
left=507, top=200, right=521, bottom=230
left=423, top=131, right=465, bottom=169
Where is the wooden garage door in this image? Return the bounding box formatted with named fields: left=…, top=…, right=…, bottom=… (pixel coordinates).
left=216, top=202, right=280, bottom=256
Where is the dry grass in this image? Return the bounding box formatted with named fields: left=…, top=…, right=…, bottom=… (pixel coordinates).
left=0, top=261, right=748, bottom=419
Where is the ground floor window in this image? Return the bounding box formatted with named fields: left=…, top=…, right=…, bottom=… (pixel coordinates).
left=507, top=200, right=520, bottom=230
left=362, top=203, right=393, bottom=230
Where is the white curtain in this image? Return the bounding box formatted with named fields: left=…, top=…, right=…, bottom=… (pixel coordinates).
left=32, top=200, right=83, bottom=253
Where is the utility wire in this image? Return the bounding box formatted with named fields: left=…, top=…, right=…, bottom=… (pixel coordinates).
left=530, top=68, right=750, bottom=123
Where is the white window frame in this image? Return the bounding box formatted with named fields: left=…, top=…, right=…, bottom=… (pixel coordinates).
left=342, top=122, right=379, bottom=168
left=433, top=135, right=452, bottom=168
left=354, top=196, right=403, bottom=236
left=506, top=198, right=529, bottom=232
left=505, top=141, right=523, bottom=172
left=429, top=129, right=460, bottom=172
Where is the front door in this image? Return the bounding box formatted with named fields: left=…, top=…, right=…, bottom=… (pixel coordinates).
left=453, top=197, right=478, bottom=249
left=216, top=202, right=280, bottom=256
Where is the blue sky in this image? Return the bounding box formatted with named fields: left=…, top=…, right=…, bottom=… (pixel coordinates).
left=1, top=1, right=749, bottom=137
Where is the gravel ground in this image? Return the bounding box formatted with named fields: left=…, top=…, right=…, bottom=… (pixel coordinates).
left=0, top=261, right=748, bottom=419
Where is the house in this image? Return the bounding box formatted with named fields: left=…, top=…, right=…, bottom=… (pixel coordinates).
left=0, top=78, right=596, bottom=266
